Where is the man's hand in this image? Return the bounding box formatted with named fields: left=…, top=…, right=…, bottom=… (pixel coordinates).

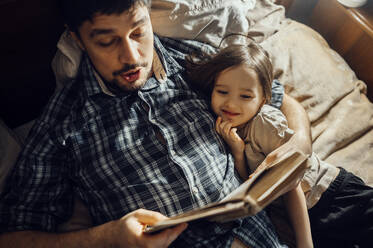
left=215, top=117, right=245, bottom=157
left=109, top=209, right=188, bottom=248
left=0, top=209, right=187, bottom=248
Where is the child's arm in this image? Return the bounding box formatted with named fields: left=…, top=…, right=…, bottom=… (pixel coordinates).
left=248, top=106, right=313, bottom=247
left=284, top=184, right=313, bottom=248
left=278, top=94, right=312, bottom=156
left=215, top=117, right=249, bottom=179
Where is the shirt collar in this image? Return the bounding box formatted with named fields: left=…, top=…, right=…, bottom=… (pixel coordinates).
left=82, top=35, right=171, bottom=97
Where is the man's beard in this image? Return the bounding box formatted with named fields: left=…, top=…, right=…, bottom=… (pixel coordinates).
left=107, top=63, right=152, bottom=93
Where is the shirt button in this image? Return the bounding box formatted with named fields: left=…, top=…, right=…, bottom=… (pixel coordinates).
left=141, top=102, right=149, bottom=111
left=192, top=186, right=199, bottom=194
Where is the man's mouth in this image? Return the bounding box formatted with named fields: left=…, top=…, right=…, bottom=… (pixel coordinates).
left=120, top=69, right=141, bottom=83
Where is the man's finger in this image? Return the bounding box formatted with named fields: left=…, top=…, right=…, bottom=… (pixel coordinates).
left=146, top=223, right=188, bottom=247
left=134, top=209, right=168, bottom=225
left=164, top=223, right=188, bottom=247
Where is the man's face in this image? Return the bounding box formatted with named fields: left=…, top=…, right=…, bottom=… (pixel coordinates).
left=72, top=5, right=154, bottom=92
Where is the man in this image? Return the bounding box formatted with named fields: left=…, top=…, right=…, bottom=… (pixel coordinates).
left=0, top=0, right=311, bottom=247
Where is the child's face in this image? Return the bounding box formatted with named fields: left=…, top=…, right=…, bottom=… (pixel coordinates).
left=211, top=65, right=265, bottom=128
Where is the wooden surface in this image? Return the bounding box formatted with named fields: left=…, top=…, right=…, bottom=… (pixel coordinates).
left=310, top=0, right=373, bottom=101
left=275, top=0, right=295, bottom=12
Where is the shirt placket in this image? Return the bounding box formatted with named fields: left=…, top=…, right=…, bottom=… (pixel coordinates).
left=138, top=89, right=206, bottom=208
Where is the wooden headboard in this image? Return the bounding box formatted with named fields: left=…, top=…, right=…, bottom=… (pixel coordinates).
left=0, top=0, right=64, bottom=128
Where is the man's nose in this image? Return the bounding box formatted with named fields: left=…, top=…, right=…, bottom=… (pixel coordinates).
left=118, top=39, right=140, bottom=64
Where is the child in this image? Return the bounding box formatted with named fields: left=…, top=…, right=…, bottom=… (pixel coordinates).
left=188, top=42, right=313, bottom=248
left=187, top=42, right=373, bottom=248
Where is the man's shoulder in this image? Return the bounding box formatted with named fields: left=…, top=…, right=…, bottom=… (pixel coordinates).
left=39, top=79, right=85, bottom=126
left=156, top=35, right=217, bottom=67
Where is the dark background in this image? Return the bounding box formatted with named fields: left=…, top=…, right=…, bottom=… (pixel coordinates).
left=0, top=0, right=64, bottom=128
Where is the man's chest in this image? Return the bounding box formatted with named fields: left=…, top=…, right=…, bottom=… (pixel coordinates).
left=65, top=86, right=227, bottom=186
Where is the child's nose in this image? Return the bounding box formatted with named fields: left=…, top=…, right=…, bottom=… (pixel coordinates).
left=224, top=98, right=237, bottom=108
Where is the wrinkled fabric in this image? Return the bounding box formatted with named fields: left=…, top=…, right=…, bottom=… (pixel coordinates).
left=0, top=36, right=287, bottom=248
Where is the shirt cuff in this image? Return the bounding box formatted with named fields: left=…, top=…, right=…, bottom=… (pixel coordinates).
left=270, top=79, right=284, bottom=109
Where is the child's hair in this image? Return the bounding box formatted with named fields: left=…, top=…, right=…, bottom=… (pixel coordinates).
left=187, top=42, right=273, bottom=103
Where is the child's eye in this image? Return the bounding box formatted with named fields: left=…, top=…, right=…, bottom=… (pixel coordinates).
left=217, top=90, right=228, bottom=95
left=241, top=95, right=252, bottom=99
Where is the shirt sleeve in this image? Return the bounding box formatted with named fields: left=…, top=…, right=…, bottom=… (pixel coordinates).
left=0, top=120, right=74, bottom=233
left=158, top=36, right=218, bottom=67
left=244, top=106, right=294, bottom=171
left=270, top=79, right=284, bottom=109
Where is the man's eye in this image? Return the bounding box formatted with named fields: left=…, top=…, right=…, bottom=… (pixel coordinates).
left=131, top=32, right=145, bottom=38
left=98, top=39, right=117, bottom=47
left=131, top=28, right=146, bottom=38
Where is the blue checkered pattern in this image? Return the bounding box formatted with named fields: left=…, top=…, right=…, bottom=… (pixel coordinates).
left=0, top=36, right=286, bottom=247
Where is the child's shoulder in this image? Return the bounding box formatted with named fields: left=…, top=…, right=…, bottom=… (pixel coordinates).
left=252, top=104, right=290, bottom=133
left=257, top=104, right=286, bottom=121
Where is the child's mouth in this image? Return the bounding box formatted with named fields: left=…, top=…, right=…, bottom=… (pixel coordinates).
left=222, top=110, right=239, bottom=117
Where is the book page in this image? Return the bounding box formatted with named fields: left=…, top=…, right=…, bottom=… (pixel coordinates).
left=144, top=150, right=308, bottom=233
left=221, top=149, right=304, bottom=202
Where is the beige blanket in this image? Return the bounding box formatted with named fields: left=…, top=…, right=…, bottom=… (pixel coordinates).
left=152, top=0, right=373, bottom=187
left=261, top=20, right=373, bottom=186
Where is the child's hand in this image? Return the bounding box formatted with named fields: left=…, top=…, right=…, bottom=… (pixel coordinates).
left=215, top=117, right=245, bottom=156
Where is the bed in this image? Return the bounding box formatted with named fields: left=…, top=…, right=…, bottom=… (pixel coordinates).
left=1, top=0, right=372, bottom=246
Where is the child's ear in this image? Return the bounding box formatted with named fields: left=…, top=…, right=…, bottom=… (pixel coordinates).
left=260, top=97, right=267, bottom=108
left=260, top=97, right=266, bottom=108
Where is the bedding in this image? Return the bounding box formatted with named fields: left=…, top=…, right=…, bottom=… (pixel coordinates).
left=1, top=0, right=373, bottom=244
left=51, top=0, right=373, bottom=186
left=0, top=119, right=21, bottom=193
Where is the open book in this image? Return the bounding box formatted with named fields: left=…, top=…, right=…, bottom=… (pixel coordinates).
left=144, top=149, right=309, bottom=233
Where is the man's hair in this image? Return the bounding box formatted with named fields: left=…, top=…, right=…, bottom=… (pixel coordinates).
left=58, top=0, right=152, bottom=33
left=187, top=42, right=274, bottom=104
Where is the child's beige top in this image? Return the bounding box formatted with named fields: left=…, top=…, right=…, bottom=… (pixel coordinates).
left=238, top=104, right=339, bottom=209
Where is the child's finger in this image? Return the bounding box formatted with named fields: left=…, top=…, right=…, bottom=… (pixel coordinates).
left=215, top=117, right=222, bottom=133
left=223, top=122, right=232, bottom=136
left=230, top=128, right=241, bottom=140
left=218, top=120, right=229, bottom=135
left=216, top=116, right=222, bottom=125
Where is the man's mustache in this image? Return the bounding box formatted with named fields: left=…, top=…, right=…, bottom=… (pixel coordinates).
left=113, top=62, right=148, bottom=76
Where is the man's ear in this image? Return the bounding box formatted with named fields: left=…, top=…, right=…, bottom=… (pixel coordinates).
left=69, top=31, right=86, bottom=51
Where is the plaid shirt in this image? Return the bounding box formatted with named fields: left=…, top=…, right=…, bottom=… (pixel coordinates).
left=0, top=36, right=286, bottom=248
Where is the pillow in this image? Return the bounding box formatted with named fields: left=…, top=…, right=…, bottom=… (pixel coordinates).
left=0, top=119, right=22, bottom=193
left=151, top=0, right=256, bottom=46
left=51, top=30, right=82, bottom=92
left=52, top=0, right=285, bottom=87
